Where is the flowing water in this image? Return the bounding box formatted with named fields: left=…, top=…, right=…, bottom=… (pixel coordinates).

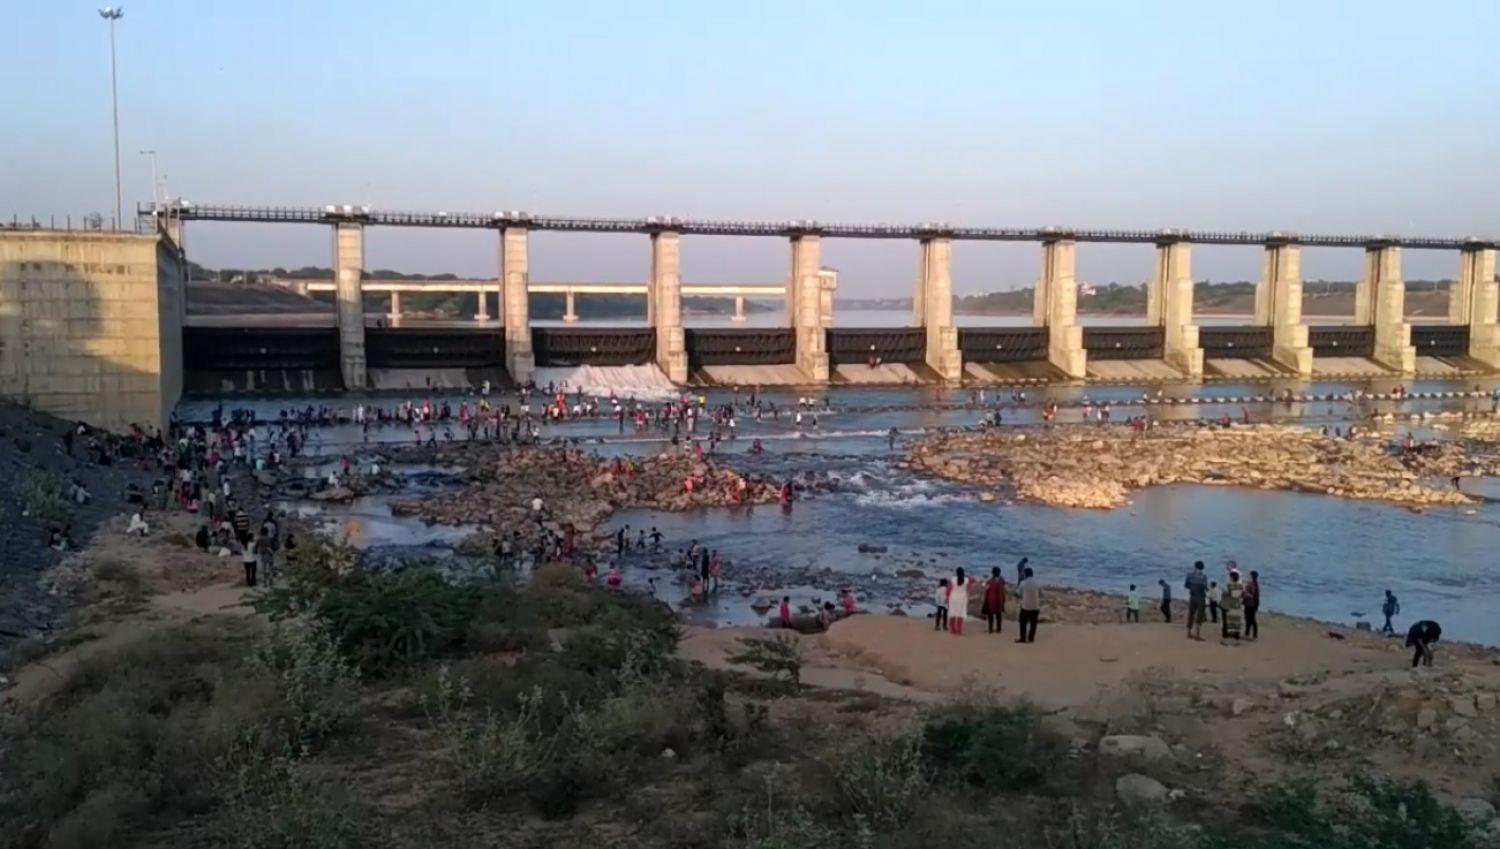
left=184, top=375, right=1500, bottom=645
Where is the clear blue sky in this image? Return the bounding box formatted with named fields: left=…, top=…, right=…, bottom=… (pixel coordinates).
left=4, top=0, right=1498, bottom=296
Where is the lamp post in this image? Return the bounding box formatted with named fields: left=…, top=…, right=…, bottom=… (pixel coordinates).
left=99, top=7, right=124, bottom=228
left=139, top=149, right=158, bottom=209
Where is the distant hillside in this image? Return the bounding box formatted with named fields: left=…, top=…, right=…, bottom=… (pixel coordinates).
left=840, top=280, right=1463, bottom=317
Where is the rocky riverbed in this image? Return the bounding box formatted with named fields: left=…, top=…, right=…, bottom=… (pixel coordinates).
left=389, top=445, right=785, bottom=549
left=906, top=423, right=1493, bottom=509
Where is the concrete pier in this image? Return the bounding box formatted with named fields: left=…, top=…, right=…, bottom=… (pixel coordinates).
left=1356, top=244, right=1415, bottom=373
left=333, top=221, right=367, bottom=389
left=788, top=235, right=830, bottom=381
left=388, top=290, right=401, bottom=322
left=500, top=226, right=535, bottom=384
left=1253, top=242, right=1314, bottom=375
left=563, top=291, right=578, bottom=323
left=914, top=237, right=962, bottom=380
left=1034, top=240, right=1087, bottom=378
left=1148, top=241, right=1203, bottom=378
left=732, top=295, right=746, bottom=322
left=1454, top=246, right=1500, bottom=368
left=648, top=231, right=688, bottom=382
left=475, top=290, right=489, bottom=320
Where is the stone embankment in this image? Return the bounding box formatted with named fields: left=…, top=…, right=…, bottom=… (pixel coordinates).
left=907, top=424, right=1489, bottom=509
left=391, top=446, right=780, bottom=538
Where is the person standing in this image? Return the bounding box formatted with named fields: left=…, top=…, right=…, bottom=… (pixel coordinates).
left=1208, top=581, right=1221, bottom=624
left=1220, top=569, right=1246, bottom=642
left=241, top=536, right=258, bottom=587
left=1125, top=584, right=1140, bottom=623
left=1405, top=619, right=1441, bottom=668
left=933, top=579, right=950, bottom=632
left=982, top=567, right=1006, bottom=634
left=947, top=568, right=972, bottom=635
left=1016, top=567, right=1041, bottom=643
left=1158, top=579, right=1173, bottom=623
left=1185, top=561, right=1209, bottom=640
left=1381, top=590, right=1400, bottom=634
left=1244, top=570, right=1262, bottom=640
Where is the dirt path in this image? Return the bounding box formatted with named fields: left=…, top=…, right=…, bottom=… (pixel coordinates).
left=1, top=578, right=252, bottom=710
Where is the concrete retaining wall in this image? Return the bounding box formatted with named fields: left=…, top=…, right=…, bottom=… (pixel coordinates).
left=0, top=230, right=184, bottom=431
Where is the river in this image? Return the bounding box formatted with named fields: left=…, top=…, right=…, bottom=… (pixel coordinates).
left=177, top=375, right=1500, bottom=646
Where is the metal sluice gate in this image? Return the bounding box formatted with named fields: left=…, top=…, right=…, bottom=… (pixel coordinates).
left=826, top=328, right=927, bottom=365
left=684, top=329, right=795, bottom=367
left=365, top=328, right=504, bottom=368
left=1308, top=326, right=1375, bottom=358
left=1081, top=326, right=1165, bottom=360
left=1197, top=326, right=1273, bottom=360
left=957, top=328, right=1049, bottom=362
left=182, top=327, right=341, bottom=371
left=531, top=327, right=655, bottom=366
left=1410, top=325, right=1470, bottom=358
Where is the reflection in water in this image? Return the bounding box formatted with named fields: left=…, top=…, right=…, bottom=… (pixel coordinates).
left=277, top=494, right=476, bottom=549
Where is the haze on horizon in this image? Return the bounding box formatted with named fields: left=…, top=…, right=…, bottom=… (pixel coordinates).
left=4, top=0, right=1499, bottom=298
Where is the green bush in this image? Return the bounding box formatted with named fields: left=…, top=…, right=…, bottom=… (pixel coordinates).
left=0, top=623, right=268, bottom=849
left=727, top=634, right=803, bottom=685
left=832, top=733, right=930, bottom=832
left=425, top=668, right=560, bottom=807
left=256, top=569, right=483, bottom=675
left=1231, top=773, right=1483, bottom=849
left=223, top=748, right=368, bottom=849
left=249, top=623, right=359, bottom=750
left=21, top=470, right=73, bottom=526
left=919, top=701, right=1063, bottom=793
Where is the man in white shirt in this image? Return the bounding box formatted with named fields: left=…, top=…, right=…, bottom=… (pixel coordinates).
left=1016, top=567, right=1041, bottom=644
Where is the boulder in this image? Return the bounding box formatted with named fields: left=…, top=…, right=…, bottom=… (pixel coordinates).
left=1098, top=735, right=1174, bottom=766
left=1231, top=697, right=1254, bottom=717
left=1451, top=695, right=1478, bottom=718
left=1415, top=705, right=1439, bottom=730
left=1115, top=773, right=1169, bottom=808
left=1478, top=693, right=1496, bottom=711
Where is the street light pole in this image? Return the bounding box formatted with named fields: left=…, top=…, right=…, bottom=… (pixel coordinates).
left=139, top=149, right=158, bottom=209
left=99, top=7, right=124, bottom=228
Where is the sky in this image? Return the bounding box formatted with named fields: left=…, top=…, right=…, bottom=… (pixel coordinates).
left=4, top=0, right=1500, bottom=297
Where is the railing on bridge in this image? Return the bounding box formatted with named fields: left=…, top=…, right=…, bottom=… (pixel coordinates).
left=1197, top=326, right=1273, bottom=360
left=1410, top=325, right=1471, bottom=358
left=957, top=328, right=1049, bottom=363
left=1081, top=326, right=1165, bottom=360
left=530, top=328, right=655, bottom=366
left=684, top=329, right=796, bottom=368
left=826, top=328, right=927, bottom=366
left=1308, top=325, right=1375, bottom=358
left=364, top=327, right=505, bottom=369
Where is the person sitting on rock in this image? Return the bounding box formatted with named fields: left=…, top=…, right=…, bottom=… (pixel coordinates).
left=126, top=512, right=149, bottom=537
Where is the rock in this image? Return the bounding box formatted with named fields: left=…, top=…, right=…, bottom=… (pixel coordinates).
left=1443, top=717, right=1469, bottom=733
left=978, top=492, right=996, bottom=503
left=1451, top=695, right=1478, bottom=718
left=1478, top=693, right=1496, bottom=711
left=1355, top=621, right=1372, bottom=631
left=1415, top=705, right=1439, bottom=730
left=1115, top=773, right=1169, bottom=808
left=309, top=485, right=355, bottom=502
left=1231, top=697, right=1254, bottom=717
left=1098, top=735, right=1174, bottom=765
left=1453, top=798, right=1495, bottom=822
left=856, top=544, right=888, bottom=554
left=1278, top=680, right=1307, bottom=698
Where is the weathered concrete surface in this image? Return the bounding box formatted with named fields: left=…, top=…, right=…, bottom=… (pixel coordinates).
left=1356, top=245, right=1416, bottom=373
left=649, top=231, right=688, bottom=383
left=333, top=221, right=367, bottom=389
left=914, top=237, right=962, bottom=380
left=0, top=230, right=184, bottom=430
left=1148, top=241, right=1203, bottom=378
left=1253, top=243, right=1314, bottom=375
left=1033, top=240, right=1086, bottom=378
left=1454, top=247, right=1500, bottom=369
left=500, top=226, right=535, bottom=385
left=787, top=236, right=830, bottom=381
